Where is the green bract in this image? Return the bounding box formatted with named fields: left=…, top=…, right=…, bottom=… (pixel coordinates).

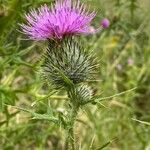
left=42, top=37, right=98, bottom=88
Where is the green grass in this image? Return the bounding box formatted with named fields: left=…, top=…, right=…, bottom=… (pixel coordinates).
left=0, top=0, right=150, bottom=149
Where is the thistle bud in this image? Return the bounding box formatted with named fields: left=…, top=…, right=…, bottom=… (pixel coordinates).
left=101, top=18, right=110, bottom=28
left=75, top=85, right=93, bottom=105
left=42, top=37, right=98, bottom=88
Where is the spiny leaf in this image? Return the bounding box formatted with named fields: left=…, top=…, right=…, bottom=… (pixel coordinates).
left=31, top=113, right=58, bottom=123
left=4, top=104, right=59, bottom=125
left=84, top=87, right=137, bottom=105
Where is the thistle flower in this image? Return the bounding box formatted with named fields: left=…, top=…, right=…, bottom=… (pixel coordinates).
left=101, top=18, right=110, bottom=29
left=42, top=37, right=98, bottom=88
left=21, top=0, right=97, bottom=40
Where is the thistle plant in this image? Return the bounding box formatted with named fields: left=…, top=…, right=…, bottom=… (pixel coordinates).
left=20, top=0, right=109, bottom=149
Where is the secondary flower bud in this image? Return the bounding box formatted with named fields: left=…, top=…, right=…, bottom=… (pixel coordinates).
left=76, top=85, right=93, bottom=105
left=101, top=18, right=110, bottom=28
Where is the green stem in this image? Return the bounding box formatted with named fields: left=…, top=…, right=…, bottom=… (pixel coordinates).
left=65, top=85, right=80, bottom=150
left=66, top=105, right=79, bottom=150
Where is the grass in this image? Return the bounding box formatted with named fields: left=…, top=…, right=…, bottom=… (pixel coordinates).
left=0, top=0, right=150, bottom=149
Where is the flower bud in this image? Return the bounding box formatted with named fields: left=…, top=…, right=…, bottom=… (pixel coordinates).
left=101, top=18, right=110, bottom=28
left=75, top=85, right=93, bottom=105
left=42, top=37, right=98, bottom=88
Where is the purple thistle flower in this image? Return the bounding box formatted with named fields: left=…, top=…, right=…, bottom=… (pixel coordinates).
left=21, top=0, right=97, bottom=40
left=101, top=18, right=110, bottom=28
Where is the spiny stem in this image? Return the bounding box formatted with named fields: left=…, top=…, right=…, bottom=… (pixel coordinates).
left=66, top=87, right=79, bottom=150
left=66, top=106, right=78, bottom=150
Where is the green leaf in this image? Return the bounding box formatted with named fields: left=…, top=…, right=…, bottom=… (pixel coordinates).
left=132, top=118, right=150, bottom=126
left=96, top=138, right=117, bottom=150
left=84, top=87, right=137, bottom=105
left=31, top=113, right=58, bottom=123
left=4, top=104, right=59, bottom=125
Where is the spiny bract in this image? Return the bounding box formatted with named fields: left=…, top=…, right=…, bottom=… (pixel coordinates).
left=42, top=37, right=98, bottom=88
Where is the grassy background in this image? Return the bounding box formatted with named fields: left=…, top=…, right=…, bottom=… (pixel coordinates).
left=0, top=0, right=150, bottom=149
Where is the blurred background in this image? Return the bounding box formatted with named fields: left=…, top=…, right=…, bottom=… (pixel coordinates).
left=0, top=0, right=150, bottom=149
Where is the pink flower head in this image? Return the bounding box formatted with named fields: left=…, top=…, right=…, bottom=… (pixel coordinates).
left=21, top=0, right=97, bottom=40
left=101, top=18, right=110, bottom=28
